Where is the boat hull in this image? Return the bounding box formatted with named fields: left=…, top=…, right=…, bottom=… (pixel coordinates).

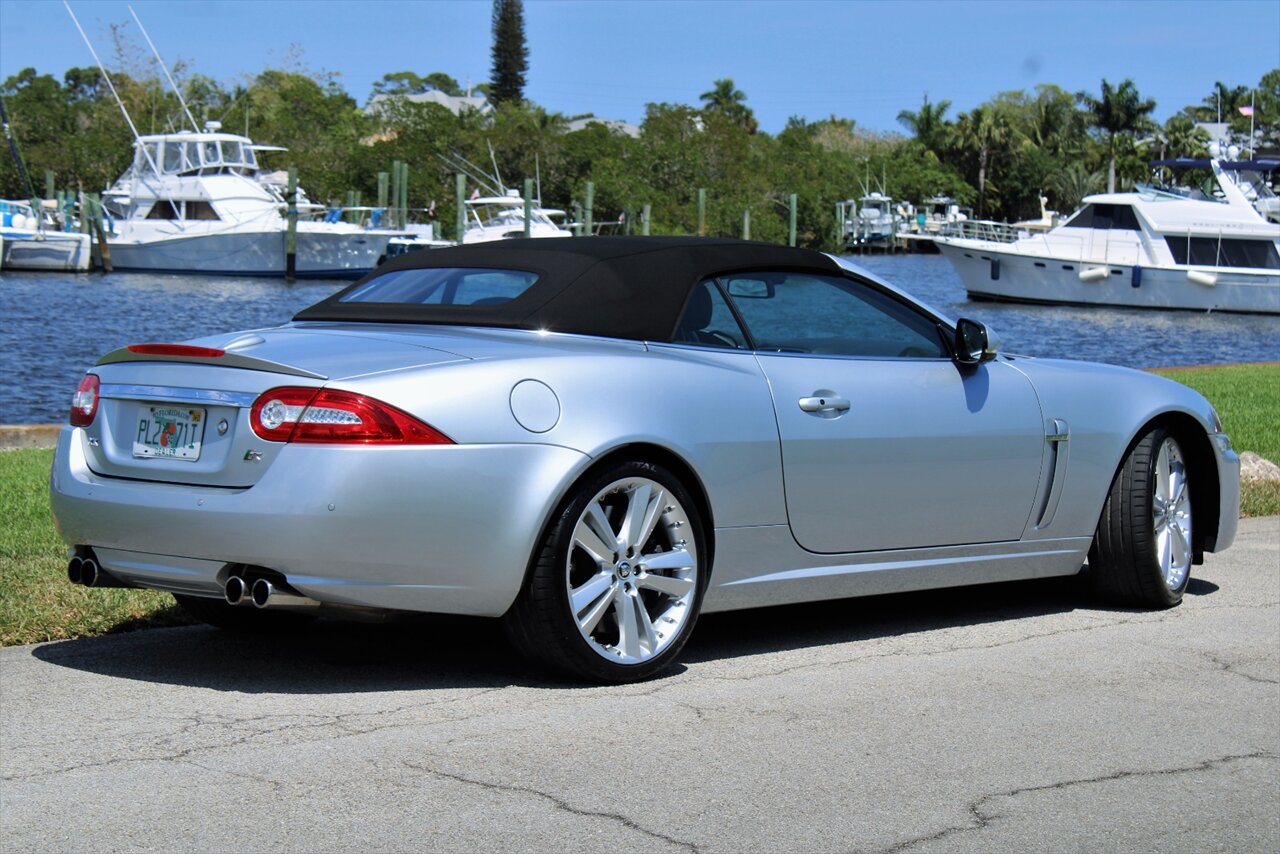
left=0, top=230, right=92, bottom=272
left=105, top=227, right=401, bottom=278
left=936, top=239, right=1280, bottom=315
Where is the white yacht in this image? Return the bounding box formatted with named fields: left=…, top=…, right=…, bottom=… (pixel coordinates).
left=842, top=192, right=898, bottom=249
left=462, top=192, right=573, bottom=243
left=0, top=199, right=91, bottom=272
left=99, top=125, right=412, bottom=277
left=936, top=147, right=1280, bottom=314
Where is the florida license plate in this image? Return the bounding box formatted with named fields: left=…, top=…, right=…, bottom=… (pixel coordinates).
left=133, top=406, right=206, bottom=461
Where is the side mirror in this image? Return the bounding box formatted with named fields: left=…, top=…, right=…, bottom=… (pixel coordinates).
left=726, top=278, right=774, bottom=299
left=954, top=318, right=1000, bottom=366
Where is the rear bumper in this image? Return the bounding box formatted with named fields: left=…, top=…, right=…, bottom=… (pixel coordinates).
left=50, top=426, right=589, bottom=616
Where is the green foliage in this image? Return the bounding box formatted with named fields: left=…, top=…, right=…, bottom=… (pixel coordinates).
left=0, top=449, right=191, bottom=646
left=1, top=34, right=1272, bottom=251
left=490, top=0, right=528, bottom=106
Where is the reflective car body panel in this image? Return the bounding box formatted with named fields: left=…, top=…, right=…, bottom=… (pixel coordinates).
left=49, top=240, right=1240, bottom=629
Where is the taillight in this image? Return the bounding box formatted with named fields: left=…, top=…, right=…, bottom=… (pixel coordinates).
left=70, top=374, right=100, bottom=427
left=250, top=387, right=453, bottom=445
left=127, top=343, right=226, bottom=358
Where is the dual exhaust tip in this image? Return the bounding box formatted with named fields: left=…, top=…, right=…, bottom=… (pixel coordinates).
left=224, top=575, right=318, bottom=610
left=67, top=551, right=126, bottom=588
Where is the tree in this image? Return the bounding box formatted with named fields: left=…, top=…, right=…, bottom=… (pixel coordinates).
left=490, top=0, right=528, bottom=105
left=699, top=78, right=757, bottom=133
left=953, top=105, right=1013, bottom=218
left=1051, top=162, right=1105, bottom=213
left=896, top=94, right=951, bottom=154
left=1159, top=115, right=1210, bottom=159
left=1079, top=78, right=1157, bottom=193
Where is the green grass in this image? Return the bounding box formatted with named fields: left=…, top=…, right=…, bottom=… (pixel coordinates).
left=0, top=449, right=190, bottom=646
left=1151, top=362, right=1280, bottom=517
left=2, top=363, right=1276, bottom=645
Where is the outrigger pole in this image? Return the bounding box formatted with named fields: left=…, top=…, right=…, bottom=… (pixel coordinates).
left=62, top=1, right=163, bottom=178
left=128, top=4, right=199, bottom=132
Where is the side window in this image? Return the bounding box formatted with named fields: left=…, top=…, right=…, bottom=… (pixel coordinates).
left=721, top=271, right=946, bottom=358
left=672, top=280, right=749, bottom=349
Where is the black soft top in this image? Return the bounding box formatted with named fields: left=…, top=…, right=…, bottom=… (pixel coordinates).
left=294, top=236, right=841, bottom=341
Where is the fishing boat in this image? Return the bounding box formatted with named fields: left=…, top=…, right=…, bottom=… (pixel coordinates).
left=462, top=192, right=573, bottom=243
left=0, top=199, right=91, bottom=272
left=935, top=146, right=1280, bottom=314
left=98, top=125, right=413, bottom=277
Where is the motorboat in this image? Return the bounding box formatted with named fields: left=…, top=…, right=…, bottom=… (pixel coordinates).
left=0, top=199, right=91, bottom=272
left=462, top=192, right=573, bottom=243
left=935, top=145, right=1280, bottom=314
left=98, top=124, right=413, bottom=277
left=841, top=192, right=898, bottom=249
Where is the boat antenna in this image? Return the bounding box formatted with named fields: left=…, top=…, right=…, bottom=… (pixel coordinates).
left=0, top=96, right=36, bottom=199
left=535, top=153, right=542, bottom=204
left=128, top=4, right=199, bottom=131
left=487, top=140, right=504, bottom=192
left=63, top=1, right=161, bottom=176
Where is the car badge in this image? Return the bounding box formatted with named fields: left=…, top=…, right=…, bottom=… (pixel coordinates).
left=244, top=449, right=263, bottom=462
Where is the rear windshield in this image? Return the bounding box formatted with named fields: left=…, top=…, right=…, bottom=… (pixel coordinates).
left=338, top=267, right=539, bottom=306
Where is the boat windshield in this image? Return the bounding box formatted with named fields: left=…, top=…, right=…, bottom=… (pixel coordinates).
left=134, top=136, right=259, bottom=175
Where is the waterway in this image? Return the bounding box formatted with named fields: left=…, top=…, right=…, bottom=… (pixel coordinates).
left=2, top=254, right=1277, bottom=425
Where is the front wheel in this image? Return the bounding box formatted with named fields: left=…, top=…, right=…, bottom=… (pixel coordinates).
left=1089, top=427, right=1194, bottom=608
left=504, top=460, right=708, bottom=683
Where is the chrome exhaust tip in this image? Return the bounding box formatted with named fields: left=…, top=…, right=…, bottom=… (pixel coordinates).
left=251, top=578, right=320, bottom=610
left=67, top=557, right=85, bottom=585
left=224, top=576, right=251, bottom=606
left=80, top=558, right=100, bottom=587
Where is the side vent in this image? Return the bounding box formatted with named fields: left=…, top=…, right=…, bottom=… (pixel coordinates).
left=1035, top=419, right=1070, bottom=529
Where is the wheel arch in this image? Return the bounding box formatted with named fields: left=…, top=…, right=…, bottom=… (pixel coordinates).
left=516, top=442, right=717, bottom=601
left=1115, top=411, right=1221, bottom=563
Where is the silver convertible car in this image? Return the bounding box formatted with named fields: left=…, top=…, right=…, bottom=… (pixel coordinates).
left=50, top=237, right=1239, bottom=682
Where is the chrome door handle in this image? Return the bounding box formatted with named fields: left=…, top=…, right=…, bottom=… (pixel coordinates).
left=798, top=395, right=850, bottom=413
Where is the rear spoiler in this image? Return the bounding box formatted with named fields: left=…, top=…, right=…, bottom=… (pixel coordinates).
left=96, top=344, right=327, bottom=380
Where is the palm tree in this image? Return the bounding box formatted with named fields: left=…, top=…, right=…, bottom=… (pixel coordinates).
left=953, top=105, right=1012, bottom=218
left=1078, top=78, right=1157, bottom=193
left=699, top=78, right=757, bottom=132
left=1160, top=115, right=1211, bottom=159
left=1051, top=161, right=1105, bottom=213
left=1200, top=81, right=1250, bottom=122
left=896, top=94, right=952, bottom=153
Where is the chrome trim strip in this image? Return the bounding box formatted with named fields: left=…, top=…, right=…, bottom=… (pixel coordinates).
left=100, top=384, right=257, bottom=407
left=720, top=547, right=1082, bottom=587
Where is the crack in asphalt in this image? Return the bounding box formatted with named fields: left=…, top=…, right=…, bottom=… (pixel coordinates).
left=1198, top=650, right=1280, bottom=685
left=876, top=751, right=1278, bottom=853
left=400, top=759, right=702, bottom=853
left=0, top=687, right=510, bottom=783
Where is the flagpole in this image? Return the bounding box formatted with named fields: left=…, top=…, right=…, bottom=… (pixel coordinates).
left=1249, top=91, right=1255, bottom=160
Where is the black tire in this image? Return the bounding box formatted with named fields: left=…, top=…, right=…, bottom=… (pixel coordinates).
left=173, top=594, right=316, bottom=632
left=1088, top=427, right=1193, bottom=608
left=504, top=460, right=709, bottom=683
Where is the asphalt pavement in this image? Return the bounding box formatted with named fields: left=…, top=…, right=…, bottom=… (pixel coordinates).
left=3, top=516, right=1277, bottom=853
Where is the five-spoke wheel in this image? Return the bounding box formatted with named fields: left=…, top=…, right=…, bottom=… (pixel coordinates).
left=504, top=460, right=707, bottom=682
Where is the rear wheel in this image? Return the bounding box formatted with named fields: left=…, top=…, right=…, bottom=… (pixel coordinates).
left=173, top=594, right=316, bottom=632
left=504, top=460, right=708, bottom=683
left=1089, top=428, right=1193, bottom=608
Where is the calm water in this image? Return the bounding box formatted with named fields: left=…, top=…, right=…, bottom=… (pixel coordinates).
left=2, top=254, right=1277, bottom=424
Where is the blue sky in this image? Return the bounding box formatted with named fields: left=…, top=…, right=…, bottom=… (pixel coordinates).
left=2, top=0, right=1277, bottom=134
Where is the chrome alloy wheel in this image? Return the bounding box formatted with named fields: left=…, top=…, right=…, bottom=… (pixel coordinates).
left=565, top=476, right=699, bottom=664
left=1152, top=436, right=1193, bottom=591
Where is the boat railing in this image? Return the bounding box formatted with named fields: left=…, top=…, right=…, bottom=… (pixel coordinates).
left=938, top=220, right=1024, bottom=243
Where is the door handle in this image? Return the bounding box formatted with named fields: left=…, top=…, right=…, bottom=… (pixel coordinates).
left=798, top=395, right=850, bottom=413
